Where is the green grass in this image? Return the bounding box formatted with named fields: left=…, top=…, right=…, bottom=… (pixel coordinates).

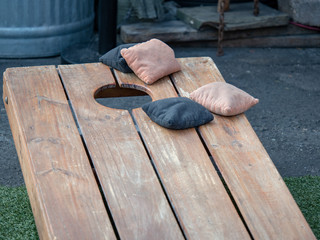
left=0, top=176, right=319, bottom=239
left=284, top=176, right=320, bottom=239
left=0, top=186, right=38, bottom=240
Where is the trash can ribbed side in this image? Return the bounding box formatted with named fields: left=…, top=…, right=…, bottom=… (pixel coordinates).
left=0, top=0, right=94, bottom=58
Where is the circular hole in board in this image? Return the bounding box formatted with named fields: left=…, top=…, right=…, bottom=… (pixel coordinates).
left=94, top=86, right=152, bottom=111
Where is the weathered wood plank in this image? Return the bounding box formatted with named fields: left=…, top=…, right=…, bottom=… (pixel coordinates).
left=120, top=20, right=201, bottom=43
left=177, top=33, right=320, bottom=48
left=58, top=63, right=183, bottom=240
left=121, top=20, right=319, bottom=48
left=132, top=109, right=251, bottom=239
left=176, top=3, right=289, bottom=31
left=216, top=34, right=320, bottom=48
left=113, top=70, right=176, bottom=100
left=131, top=0, right=164, bottom=19
left=3, top=66, right=116, bottom=239
left=171, top=57, right=316, bottom=240
left=114, top=69, right=251, bottom=239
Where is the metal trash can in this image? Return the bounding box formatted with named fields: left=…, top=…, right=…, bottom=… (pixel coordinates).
left=0, top=0, right=94, bottom=58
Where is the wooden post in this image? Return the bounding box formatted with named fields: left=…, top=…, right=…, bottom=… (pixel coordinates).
left=99, top=0, right=117, bottom=54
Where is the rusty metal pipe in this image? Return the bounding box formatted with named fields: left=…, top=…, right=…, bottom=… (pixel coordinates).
left=217, top=0, right=225, bottom=56
left=254, top=0, right=259, bottom=16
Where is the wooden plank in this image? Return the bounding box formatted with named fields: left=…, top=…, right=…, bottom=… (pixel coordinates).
left=113, top=70, right=176, bottom=100
left=217, top=34, right=320, bottom=48
left=171, top=57, right=316, bottom=239
left=131, top=0, right=164, bottom=19
left=114, top=69, right=251, bottom=239
left=120, top=20, right=202, bottom=43
left=178, top=34, right=320, bottom=48
left=120, top=20, right=319, bottom=47
left=3, top=66, right=116, bottom=239
left=176, top=3, right=289, bottom=31
left=132, top=109, right=251, bottom=239
left=58, top=63, right=183, bottom=240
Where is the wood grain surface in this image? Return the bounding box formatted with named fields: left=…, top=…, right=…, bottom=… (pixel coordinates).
left=114, top=68, right=250, bottom=239
left=4, top=58, right=315, bottom=239
left=121, top=20, right=320, bottom=47
left=172, top=57, right=316, bottom=240
left=176, top=3, right=289, bottom=31
left=133, top=109, right=251, bottom=239
left=58, top=63, right=183, bottom=240
left=114, top=70, right=176, bottom=100
left=3, top=66, right=116, bottom=239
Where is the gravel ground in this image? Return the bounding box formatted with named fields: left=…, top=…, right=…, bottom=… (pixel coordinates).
left=1, top=47, right=319, bottom=186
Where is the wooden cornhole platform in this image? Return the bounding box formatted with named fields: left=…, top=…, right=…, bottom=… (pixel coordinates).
left=3, top=57, right=316, bottom=239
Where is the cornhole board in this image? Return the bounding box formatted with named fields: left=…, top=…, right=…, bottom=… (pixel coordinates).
left=3, top=57, right=316, bottom=239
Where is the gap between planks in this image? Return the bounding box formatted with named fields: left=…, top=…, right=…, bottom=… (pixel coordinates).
left=166, top=73, right=254, bottom=239
left=116, top=62, right=251, bottom=238
left=55, top=66, right=122, bottom=239
left=128, top=110, right=188, bottom=239
left=58, top=63, right=184, bottom=239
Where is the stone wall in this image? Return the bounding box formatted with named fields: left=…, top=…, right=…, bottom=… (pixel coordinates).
left=278, top=0, right=320, bottom=26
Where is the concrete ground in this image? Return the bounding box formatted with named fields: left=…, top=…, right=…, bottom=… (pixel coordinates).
left=1, top=47, right=319, bottom=186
